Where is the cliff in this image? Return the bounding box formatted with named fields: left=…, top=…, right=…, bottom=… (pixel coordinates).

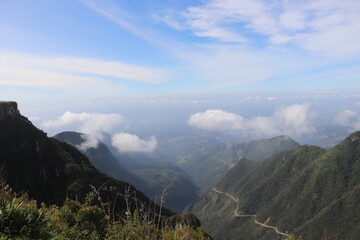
left=0, top=101, right=21, bottom=120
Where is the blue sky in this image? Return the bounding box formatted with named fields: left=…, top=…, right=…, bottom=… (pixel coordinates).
left=1, top=0, right=360, bottom=104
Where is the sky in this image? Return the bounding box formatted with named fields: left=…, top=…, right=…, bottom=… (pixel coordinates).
left=1, top=0, right=359, bottom=102
left=1, top=0, right=360, bottom=151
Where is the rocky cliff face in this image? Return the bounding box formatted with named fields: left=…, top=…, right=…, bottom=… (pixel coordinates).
left=0, top=101, right=21, bottom=120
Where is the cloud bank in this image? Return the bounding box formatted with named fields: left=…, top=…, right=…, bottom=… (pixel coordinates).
left=334, top=110, right=360, bottom=131
left=188, top=104, right=314, bottom=137
left=111, top=133, right=157, bottom=153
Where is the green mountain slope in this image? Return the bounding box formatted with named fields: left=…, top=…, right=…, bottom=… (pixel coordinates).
left=55, top=131, right=199, bottom=213
left=192, top=132, right=360, bottom=239
left=181, top=136, right=300, bottom=192
left=54, top=131, right=142, bottom=187
left=129, top=160, right=199, bottom=213
left=0, top=102, right=200, bottom=224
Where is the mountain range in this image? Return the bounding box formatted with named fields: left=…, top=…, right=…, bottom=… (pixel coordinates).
left=3, top=101, right=360, bottom=239
left=54, top=131, right=199, bottom=212
left=180, top=136, right=300, bottom=192
left=0, top=101, right=199, bottom=227
left=192, top=132, right=360, bottom=239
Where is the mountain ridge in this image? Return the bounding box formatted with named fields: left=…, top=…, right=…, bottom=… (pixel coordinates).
left=54, top=131, right=199, bottom=213
left=192, top=132, right=360, bottom=239
left=0, top=102, right=204, bottom=228
left=181, top=135, right=300, bottom=192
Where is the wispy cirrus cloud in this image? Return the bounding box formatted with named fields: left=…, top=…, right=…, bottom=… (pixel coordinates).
left=166, top=0, right=360, bottom=57
left=79, top=0, right=360, bottom=90
left=0, top=51, right=168, bottom=98
left=80, top=0, right=182, bottom=49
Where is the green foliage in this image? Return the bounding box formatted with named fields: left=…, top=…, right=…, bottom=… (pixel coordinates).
left=106, top=212, right=208, bottom=240
left=0, top=198, right=49, bottom=239
left=49, top=199, right=105, bottom=240
left=0, top=177, right=50, bottom=240
left=0, top=179, right=209, bottom=240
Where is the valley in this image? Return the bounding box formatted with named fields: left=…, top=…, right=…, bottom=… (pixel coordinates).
left=2, top=101, right=360, bottom=239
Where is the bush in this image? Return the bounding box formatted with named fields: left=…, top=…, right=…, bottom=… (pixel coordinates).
left=0, top=197, right=49, bottom=239
left=0, top=176, right=209, bottom=240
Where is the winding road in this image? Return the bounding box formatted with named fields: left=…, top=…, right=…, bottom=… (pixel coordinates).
left=213, top=157, right=235, bottom=169
left=212, top=187, right=289, bottom=238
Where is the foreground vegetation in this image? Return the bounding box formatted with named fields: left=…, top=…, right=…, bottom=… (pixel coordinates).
left=0, top=177, right=209, bottom=240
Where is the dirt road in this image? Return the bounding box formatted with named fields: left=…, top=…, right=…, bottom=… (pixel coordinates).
left=212, top=187, right=289, bottom=238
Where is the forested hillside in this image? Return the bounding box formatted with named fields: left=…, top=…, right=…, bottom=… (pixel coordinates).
left=181, top=136, right=300, bottom=191
left=192, top=132, right=360, bottom=239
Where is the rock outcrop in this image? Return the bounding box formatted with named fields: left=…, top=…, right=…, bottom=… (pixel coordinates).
left=0, top=101, right=21, bottom=120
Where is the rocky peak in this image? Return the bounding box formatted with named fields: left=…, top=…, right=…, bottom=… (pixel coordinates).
left=0, top=101, right=21, bottom=120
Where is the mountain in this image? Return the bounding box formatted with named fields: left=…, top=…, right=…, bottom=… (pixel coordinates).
left=53, top=131, right=142, bottom=187
left=0, top=101, right=203, bottom=226
left=54, top=132, right=199, bottom=213
left=192, top=132, right=360, bottom=239
left=126, top=158, right=200, bottom=213
left=180, top=136, right=300, bottom=192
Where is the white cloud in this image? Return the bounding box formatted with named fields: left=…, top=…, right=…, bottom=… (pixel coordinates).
left=172, top=0, right=360, bottom=57
left=80, top=0, right=360, bottom=90
left=0, top=51, right=168, bottom=98
left=76, top=134, right=100, bottom=151
left=42, top=112, right=123, bottom=139
left=0, top=51, right=167, bottom=83
left=43, top=112, right=157, bottom=153
left=279, top=11, right=306, bottom=30
left=188, top=109, right=245, bottom=131
left=334, top=110, right=360, bottom=131
left=43, top=112, right=93, bottom=128
left=111, top=132, right=157, bottom=153
left=188, top=104, right=314, bottom=137
left=194, top=28, right=247, bottom=43
left=182, top=0, right=274, bottom=42
left=267, top=97, right=276, bottom=101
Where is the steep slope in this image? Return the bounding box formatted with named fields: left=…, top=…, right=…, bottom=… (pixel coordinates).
left=192, top=133, right=360, bottom=239
left=181, top=136, right=300, bottom=191
left=128, top=159, right=199, bottom=213
left=0, top=102, right=190, bottom=223
left=55, top=132, right=199, bottom=213
left=53, top=131, right=141, bottom=186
